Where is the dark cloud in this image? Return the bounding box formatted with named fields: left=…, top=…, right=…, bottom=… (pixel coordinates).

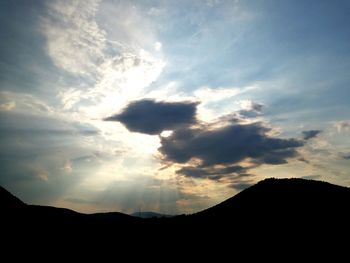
left=342, top=155, right=350, bottom=160
left=159, top=123, right=304, bottom=167
left=105, top=99, right=198, bottom=135
left=250, top=102, right=264, bottom=112
left=238, top=102, right=264, bottom=118
left=238, top=110, right=261, bottom=118
left=298, top=157, right=310, bottom=164
left=176, top=165, right=245, bottom=180
left=105, top=100, right=304, bottom=182
left=302, top=130, right=322, bottom=140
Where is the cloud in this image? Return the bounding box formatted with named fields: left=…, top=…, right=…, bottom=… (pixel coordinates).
left=63, top=160, right=72, bottom=174
left=41, top=0, right=105, bottom=76
left=105, top=99, right=198, bottom=135
left=176, top=165, right=245, bottom=180
left=302, top=130, right=322, bottom=140
left=0, top=91, right=53, bottom=114
left=298, top=157, right=309, bottom=164
left=0, top=101, right=16, bottom=111
left=42, top=0, right=165, bottom=115
left=64, top=197, right=92, bottom=205
left=206, top=0, right=221, bottom=7
left=341, top=154, right=350, bottom=160
left=159, top=122, right=303, bottom=167
left=0, top=111, right=99, bottom=137
left=335, top=120, right=350, bottom=133
left=193, top=87, right=241, bottom=102
left=239, top=100, right=264, bottom=112
left=158, top=118, right=304, bottom=184
left=229, top=182, right=253, bottom=191
left=57, top=88, right=83, bottom=110
left=154, top=41, right=162, bottom=51
left=238, top=100, right=264, bottom=118
left=34, top=168, right=49, bottom=182
left=302, top=175, right=321, bottom=180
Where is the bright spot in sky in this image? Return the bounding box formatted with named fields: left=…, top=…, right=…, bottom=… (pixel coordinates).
left=160, top=130, right=173, bottom=137
left=154, top=42, right=162, bottom=51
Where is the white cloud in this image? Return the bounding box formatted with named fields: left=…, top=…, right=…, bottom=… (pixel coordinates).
left=42, top=0, right=106, bottom=76
left=58, top=88, right=82, bottom=110
left=194, top=86, right=241, bottom=102
left=34, top=167, right=49, bottom=182
left=34, top=3, right=167, bottom=190
left=63, top=160, right=73, bottom=174
left=77, top=49, right=165, bottom=120
left=0, top=101, right=16, bottom=111
left=335, top=120, right=350, bottom=133
left=239, top=99, right=254, bottom=110
left=238, top=99, right=264, bottom=111
left=206, top=0, right=221, bottom=7
left=154, top=41, right=162, bottom=51
left=160, top=130, right=173, bottom=138
left=147, top=7, right=162, bottom=16
left=41, top=0, right=165, bottom=120
left=0, top=91, right=53, bottom=114
left=192, top=85, right=259, bottom=121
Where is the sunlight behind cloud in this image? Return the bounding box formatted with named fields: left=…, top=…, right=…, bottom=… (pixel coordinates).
left=2, top=0, right=350, bottom=215
left=154, top=41, right=162, bottom=51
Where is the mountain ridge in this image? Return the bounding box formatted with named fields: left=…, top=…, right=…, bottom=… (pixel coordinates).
left=2, top=178, right=350, bottom=236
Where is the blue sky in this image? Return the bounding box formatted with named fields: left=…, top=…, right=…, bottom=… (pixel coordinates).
left=1, top=0, right=350, bottom=214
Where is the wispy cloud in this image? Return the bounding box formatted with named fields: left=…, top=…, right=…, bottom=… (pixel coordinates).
left=41, top=0, right=106, bottom=76
left=302, top=130, right=322, bottom=140
left=41, top=0, right=165, bottom=118
left=0, top=101, right=15, bottom=111
left=0, top=91, right=53, bottom=113
left=335, top=120, right=350, bottom=133
left=63, top=160, right=72, bottom=174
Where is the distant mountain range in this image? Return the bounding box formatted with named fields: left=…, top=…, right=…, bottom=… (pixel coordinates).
left=131, top=211, right=173, bottom=218
left=2, top=178, right=350, bottom=240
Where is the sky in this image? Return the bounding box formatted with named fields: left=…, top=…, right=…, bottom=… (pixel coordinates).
left=0, top=0, right=350, bottom=214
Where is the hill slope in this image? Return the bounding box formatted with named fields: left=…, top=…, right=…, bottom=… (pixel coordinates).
left=194, top=178, right=350, bottom=222
left=2, top=178, right=350, bottom=233
left=131, top=211, right=173, bottom=218
left=0, top=186, right=25, bottom=209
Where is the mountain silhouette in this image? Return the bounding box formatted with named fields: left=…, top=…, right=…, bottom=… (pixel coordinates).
left=131, top=211, right=173, bottom=218
left=0, top=185, right=25, bottom=209
left=2, top=178, right=350, bottom=241
left=194, top=178, right=350, bottom=222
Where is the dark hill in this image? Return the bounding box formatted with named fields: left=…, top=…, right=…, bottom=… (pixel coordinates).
left=0, top=185, right=25, bottom=209
left=194, top=178, right=350, bottom=222
left=131, top=211, right=173, bottom=218
left=2, top=178, right=350, bottom=239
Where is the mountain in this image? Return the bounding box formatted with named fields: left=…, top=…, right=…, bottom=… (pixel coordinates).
left=194, top=178, right=350, bottom=222
left=0, top=185, right=139, bottom=229
left=3, top=178, right=349, bottom=254
left=131, top=211, right=173, bottom=218
left=0, top=185, right=25, bottom=209
left=2, top=178, right=350, bottom=237
left=171, top=177, right=350, bottom=237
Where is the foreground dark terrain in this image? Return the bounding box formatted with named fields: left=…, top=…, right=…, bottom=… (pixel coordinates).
left=2, top=178, right=350, bottom=243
